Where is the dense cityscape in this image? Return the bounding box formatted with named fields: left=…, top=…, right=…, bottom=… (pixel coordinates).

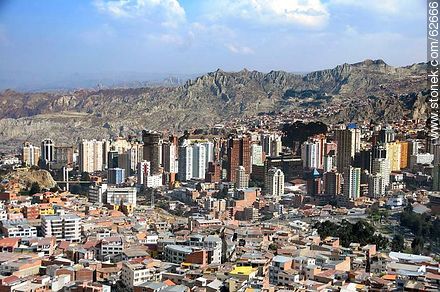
left=0, top=0, right=435, bottom=291
left=0, top=112, right=438, bottom=291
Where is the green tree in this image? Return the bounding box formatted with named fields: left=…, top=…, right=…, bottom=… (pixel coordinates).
left=29, top=182, right=41, bottom=195
left=391, top=234, right=405, bottom=252
left=411, top=236, right=425, bottom=254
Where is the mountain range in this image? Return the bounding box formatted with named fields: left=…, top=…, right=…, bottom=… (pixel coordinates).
left=0, top=59, right=428, bottom=151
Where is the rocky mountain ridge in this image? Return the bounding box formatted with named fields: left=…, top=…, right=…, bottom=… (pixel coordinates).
left=0, top=59, right=428, bottom=150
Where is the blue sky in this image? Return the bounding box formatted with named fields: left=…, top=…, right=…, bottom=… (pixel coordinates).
left=0, top=0, right=426, bottom=89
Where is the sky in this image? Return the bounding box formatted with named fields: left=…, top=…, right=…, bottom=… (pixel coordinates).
left=0, top=0, right=426, bottom=90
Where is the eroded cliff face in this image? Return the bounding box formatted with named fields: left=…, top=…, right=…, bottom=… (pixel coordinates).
left=0, top=59, right=428, bottom=148
left=2, top=168, right=57, bottom=190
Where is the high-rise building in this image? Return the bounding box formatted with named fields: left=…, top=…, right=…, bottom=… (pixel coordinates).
left=324, top=141, right=337, bottom=155
left=409, top=140, right=419, bottom=157
left=162, top=137, right=178, bottom=174
left=79, top=140, right=104, bottom=173
left=323, top=155, right=335, bottom=172
left=307, top=169, right=321, bottom=196
left=323, top=170, right=342, bottom=196
left=53, top=146, right=74, bottom=169
left=378, top=126, right=395, bottom=144
left=265, top=167, right=284, bottom=200
left=137, top=160, right=150, bottom=186
left=235, top=166, right=249, bottom=189
left=192, top=143, right=206, bottom=179
left=178, top=142, right=193, bottom=181
left=372, top=158, right=391, bottom=187
left=309, top=134, right=326, bottom=169
left=206, top=161, right=221, bottom=183
left=386, top=142, right=401, bottom=171
left=301, top=141, right=320, bottom=169
left=335, top=126, right=360, bottom=173
left=250, top=144, right=264, bottom=168
left=102, top=140, right=111, bottom=169
left=368, top=174, right=385, bottom=198
left=118, top=152, right=131, bottom=178
left=354, top=150, right=373, bottom=173
left=433, top=165, right=440, bottom=191
left=261, top=133, right=282, bottom=157
left=41, top=139, right=55, bottom=168
left=270, top=138, right=282, bottom=157
left=372, top=144, right=387, bottom=159
left=108, top=168, right=125, bottom=185
left=22, top=142, right=41, bottom=166
left=142, top=130, right=162, bottom=175
left=202, top=141, right=214, bottom=168
left=398, top=141, right=409, bottom=169
left=343, top=166, right=361, bottom=199
left=107, top=150, right=119, bottom=169
left=227, top=136, right=250, bottom=182
left=433, top=143, right=440, bottom=166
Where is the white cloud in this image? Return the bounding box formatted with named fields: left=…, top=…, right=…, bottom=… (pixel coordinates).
left=226, top=44, right=254, bottom=55
left=204, top=0, right=329, bottom=29
left=329, top=0, right=423, bottom=16
left=94, top=0, right=186, bottom=28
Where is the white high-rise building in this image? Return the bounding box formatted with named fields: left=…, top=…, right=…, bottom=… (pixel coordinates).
left=41, top=139, right=55, bottom=167
left=372, top=158, right=391, bottom=187
left=79, top=139, right=104, bottom=173
left=301, top=141, right=320, bottom=169
left=178, top=142, right=193, bottom=181
left=265, top=167, right=285, bottom=200
left=323, top=155, right=335, bottom=172
left=251, top=144, right=264, bottom=167
left=202, top=141, right=214, bottom=168
left=235, top=166, right=249, bottom=189
left=22, top=142, right=41, bottom=166
left=368, top=174, right=385, bottom=198
left=192, top=143, right=206, bottom=179
left=343, top=166, right=361, bottom=199
left=163, top=140, right=178, bottom=173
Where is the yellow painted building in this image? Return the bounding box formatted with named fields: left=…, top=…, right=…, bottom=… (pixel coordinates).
left=386, top=142, right=401, bottom=171
left=398, top=141, right=409, bottom=169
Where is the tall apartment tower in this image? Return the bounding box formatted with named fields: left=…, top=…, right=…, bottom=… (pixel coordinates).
left=301, top=141, right=320, bottom=169
left=162, top=136, right=178, bottom=174
left=227, top=136, right=250, bottom=182
left=178, top=142, right=193, bottom=181
left=386, top=142, right=401, bottom=171
left=372, top=158, right=391, bottom=187
left=343, top=166, right=361, bottom=199
left=265, top=167, right=285, bottom=200
left=323, top=170, right=342, bottom=196
left=235, top=166, right=249, bottom=189
left=41, top=139, right=55, bottom=168
left=142, top=130, right=162, bottom=175
left=335, top=126, right=360, bottom=173
left=22, top=142, right=41, bottom=166
left=192, top=143, right=206, bottom=180
left=79, top=140, right=104, bottom=173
